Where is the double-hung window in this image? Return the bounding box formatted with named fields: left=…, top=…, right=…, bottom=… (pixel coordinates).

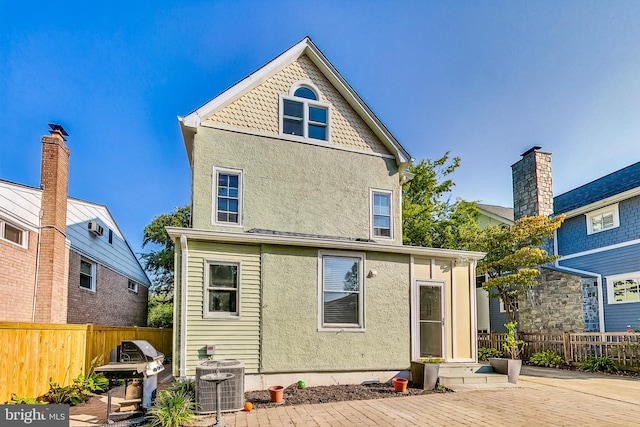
left=204, top=261, right=240, bottom=317
left=607, top=272, right=640, bottom=304
left=80, top=259, right=96, bottom=292
left=281, top=84, right=329, bottom=141
left=1, top=219, right=27, bottom=247
left=319, top=252, right=364, bottom=331
left=214, top=167, right=243, bottom=225
left=586, top=204, right=619, bottom=235
left=371, top=189, right=393, bottom=238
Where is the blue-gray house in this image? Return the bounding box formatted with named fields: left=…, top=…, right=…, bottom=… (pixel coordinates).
left=554, top=161, right=640, bottom=332
left=511, top=147, right=640, bottom=333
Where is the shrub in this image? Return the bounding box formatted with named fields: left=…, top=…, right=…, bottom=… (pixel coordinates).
left=529, top=351, right=564, bottom=367
left=167, top=379, right=195, bottom=400
left=579, top=356, right=617, bottom=373
left=6, top=394, right=45, bottom=404
left=478, top=347, right=503, bottom=361
left=146, top=389, right=195, bottom=427
left=74, top=372, right=109, bottom=393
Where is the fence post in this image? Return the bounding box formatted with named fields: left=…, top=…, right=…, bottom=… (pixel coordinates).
left=84, top=323, right=94, bottom=375
left=491, top=333, right=496, bottom=350
left=563, top=332, right=571, bottom=363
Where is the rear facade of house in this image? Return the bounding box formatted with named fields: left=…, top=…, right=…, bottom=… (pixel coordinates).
left=169, top=38, right=484, bottom=390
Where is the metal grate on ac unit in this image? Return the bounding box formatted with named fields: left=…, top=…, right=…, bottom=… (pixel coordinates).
left=195, top=359, right=245, bottom=413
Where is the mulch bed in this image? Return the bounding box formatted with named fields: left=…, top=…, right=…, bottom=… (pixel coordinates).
left=245, top=382, right=450, bottom=409
left=524, top=361, right=640, bottom=378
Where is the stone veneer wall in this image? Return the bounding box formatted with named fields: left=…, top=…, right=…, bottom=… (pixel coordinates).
left=518, top=268, right=585, bottom=332
left=581, top=278, right=600, bottom=332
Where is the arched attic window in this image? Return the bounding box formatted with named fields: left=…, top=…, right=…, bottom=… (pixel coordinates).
left=280, top=82, right=330, bottom=141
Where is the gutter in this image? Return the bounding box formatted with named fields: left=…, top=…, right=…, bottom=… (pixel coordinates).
left=179, top=235, right=189, bottom=379
left=165, top=227, right=485, bottom=261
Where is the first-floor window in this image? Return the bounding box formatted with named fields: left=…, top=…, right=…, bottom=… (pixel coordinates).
left=1, top=219, right=27, bottom=247
left=607, top=273, right=640, bottom=304
left=80, top=259, right=96, bottom=291
left=127, top=280, right=139, bottom=293
left=205, top=261, right=240, bottom=317
left=319, top=252, right=364, bottom=330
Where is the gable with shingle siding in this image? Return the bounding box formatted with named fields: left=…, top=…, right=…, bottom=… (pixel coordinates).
left=205, top=55, right=391, bottom=156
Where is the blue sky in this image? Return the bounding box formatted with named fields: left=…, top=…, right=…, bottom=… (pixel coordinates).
left=2, top=1, right=640, bottom=257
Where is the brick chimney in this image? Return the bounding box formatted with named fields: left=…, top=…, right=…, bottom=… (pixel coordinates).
left=34, top=124, right=70, bottom=323
left=511, top=146, right=553, bottom=220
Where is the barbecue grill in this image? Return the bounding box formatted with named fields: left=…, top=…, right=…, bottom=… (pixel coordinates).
left=94, top=340, right=165, bottom=422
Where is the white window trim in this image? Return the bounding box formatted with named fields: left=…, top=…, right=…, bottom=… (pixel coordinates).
left=0, top=219, right=28, bottom=248
left=212, top=166, right=244, bottom=227
left=317, top=251, right=365, bottom=332
left=79, top=259, right=96, bottom=293
left=127, top=280, right=139, bottom=293
left=586, top=203, right=619, bottom=235
left=203, top=259, right=241, bottom=318
left=369, top=188, right=394, bottom=240
left=278, top=83, right=331, bottom=143
left=606, top=271, right=640, bottom=305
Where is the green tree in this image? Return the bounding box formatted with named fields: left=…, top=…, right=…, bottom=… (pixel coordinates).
left=463, top=215, right=565, bottom=324
left=147, top=294, right=174, bottom=328
left=402, top=153, right=479, bottom=249
left=141, top=205, right=191, bottom=301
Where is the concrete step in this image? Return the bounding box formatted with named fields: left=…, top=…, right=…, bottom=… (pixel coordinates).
left=437, top=363, right=492, bottom=376
left=437, top=363, right=513, bottom=389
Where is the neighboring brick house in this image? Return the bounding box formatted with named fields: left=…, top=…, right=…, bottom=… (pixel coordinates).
left=0, top=125, right=150, bottom=326
left=509, top=147, right=640, bottom=333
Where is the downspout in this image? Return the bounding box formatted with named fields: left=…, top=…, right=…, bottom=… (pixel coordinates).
left=553, top=230, right=605, bottom=333
left=32, top=209, right=44, bottom=322
left=179, top=235, right=189, bottom=379
left=469, top=259, right=478, bottom=362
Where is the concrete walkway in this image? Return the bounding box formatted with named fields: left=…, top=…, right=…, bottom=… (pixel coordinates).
left=70, top=366, right=640, bottom=426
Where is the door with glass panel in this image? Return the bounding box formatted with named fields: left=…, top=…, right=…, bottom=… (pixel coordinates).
left=417, top=280, right=444, bottom=358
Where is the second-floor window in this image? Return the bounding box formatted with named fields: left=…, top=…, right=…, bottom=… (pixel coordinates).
left=586, top=203, right=619, bottom=235
left=1, top=219, right=27, bottom=248
left=280, top=84, right=329, bottom=141
left=214, top=167, right=243, bottom=226
left=371, top=189, right=393, bottom=238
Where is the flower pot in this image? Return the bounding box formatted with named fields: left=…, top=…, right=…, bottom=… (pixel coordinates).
left=489, top=358, right=522, bottom=384
left=268, top=385, right=284, bottom=403
left=410, top=361, right=440, bottom=390
left=392, top=377, right=408, bottom=393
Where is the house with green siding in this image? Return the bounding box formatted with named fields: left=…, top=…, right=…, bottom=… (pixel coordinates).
left=166, top=37, right=484, bottom=391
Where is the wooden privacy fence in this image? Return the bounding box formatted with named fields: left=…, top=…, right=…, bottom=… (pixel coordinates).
left=478, top=331, right=640, bottom=369
left=0, top=322, right=172, bottom=403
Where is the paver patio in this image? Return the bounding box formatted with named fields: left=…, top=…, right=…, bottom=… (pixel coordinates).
left=70, top=367, right=640, bottom=426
